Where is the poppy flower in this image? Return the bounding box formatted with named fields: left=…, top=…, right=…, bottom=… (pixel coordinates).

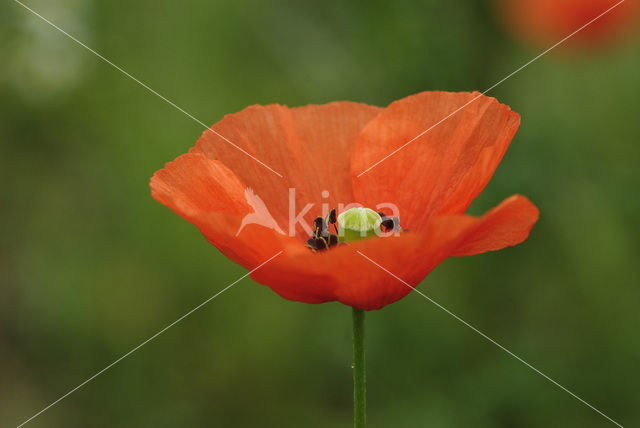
left=497, top=0, right=639, bottom=50
left=151, top=91, right=539, bottom=310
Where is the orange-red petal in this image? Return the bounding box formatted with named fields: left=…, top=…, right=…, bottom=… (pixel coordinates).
left=350, top=91, right=520, bottom=230
left=191, top=102, right=382, bottom=234
left=452, top=195, right=540, bottom=257
left=151, top=153, right=294, bottom=267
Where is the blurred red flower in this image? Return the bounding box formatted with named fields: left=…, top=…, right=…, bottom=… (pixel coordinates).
left=151, top=92, right=538, bottom=310
left=497, top=0, right=639, bottom=49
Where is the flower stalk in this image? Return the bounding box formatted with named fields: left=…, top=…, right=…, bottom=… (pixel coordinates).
left=352, top=308, right=366, bottom=427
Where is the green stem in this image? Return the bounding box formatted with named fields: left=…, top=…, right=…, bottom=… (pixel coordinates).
left=352, top=308, right=366, bottom=428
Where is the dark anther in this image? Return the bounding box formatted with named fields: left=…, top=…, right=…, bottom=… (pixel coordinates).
left=328, top=208, right=337, bottom=224
left=307, top=210, right=340, bottom=252
left=378, top=212, right=395, bottom=232
left=313, top=216, right=326, bottom=238
left=327, top=208, right=338, bottom=234
left=307, top=236, right=329, bottom=251
left=306, top=237, right=317, bottom=249
left=381, top=218, right=394, bottom=231
left=328, top=234, right=338, bottom=246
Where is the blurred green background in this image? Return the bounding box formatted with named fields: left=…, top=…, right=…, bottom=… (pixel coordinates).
left=1, top=0, right=639, bottom=427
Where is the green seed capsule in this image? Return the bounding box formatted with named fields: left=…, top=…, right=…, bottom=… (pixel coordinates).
left=337, top=207, right=382, bottom=242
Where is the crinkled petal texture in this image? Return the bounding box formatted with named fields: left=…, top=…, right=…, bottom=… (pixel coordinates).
left=151, top=92, right=539, bottom=310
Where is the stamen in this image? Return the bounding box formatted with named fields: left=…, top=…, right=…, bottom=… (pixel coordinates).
left=377, top=211, right=395, bottom=232
left=327, top=208, right=339, bottom=234
left=307, top=213, right=339, bottom=252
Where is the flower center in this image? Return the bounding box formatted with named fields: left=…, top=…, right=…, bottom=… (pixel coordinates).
left=305, top=207, right=400, bottom=252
